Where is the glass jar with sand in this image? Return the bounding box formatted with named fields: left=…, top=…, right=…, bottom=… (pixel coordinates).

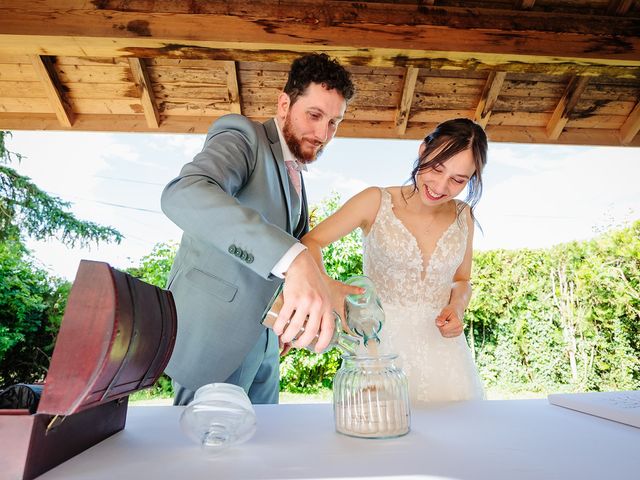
left=332, top=353, right=410, bottom=438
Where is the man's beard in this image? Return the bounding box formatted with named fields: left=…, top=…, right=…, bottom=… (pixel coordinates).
left=282, top=114, right=325, bottom=164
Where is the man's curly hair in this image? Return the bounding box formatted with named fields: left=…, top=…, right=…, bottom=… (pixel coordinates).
left=284, top=53, right=355, bottom=105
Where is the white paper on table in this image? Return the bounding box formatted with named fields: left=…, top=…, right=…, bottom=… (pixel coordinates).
left=548, top=390, right=640, bottom=428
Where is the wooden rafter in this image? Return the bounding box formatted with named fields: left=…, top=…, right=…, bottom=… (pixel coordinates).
left=395, top=66, right=419, bottom=136
left=223, top=61, right=241, bottom=115
left=546, top=76, right=590, bottom=140
left=620, top=101, right=640, bottom=144
left=128, top=57, right=160, bottom=128
left=29, top=55, right=74, bottom=128
left=516, top=0, right=536, bottom=9
left=0, top=1, right=638, bottom=64
left=2, top=39, right=635, bottom=79
left=0, top=1, right=637, bottom=147
left=0, top=112, right=638, bottom=146
left=474, top=71, right=506, bottom=128
left=607, top=0, right=635, bottom=15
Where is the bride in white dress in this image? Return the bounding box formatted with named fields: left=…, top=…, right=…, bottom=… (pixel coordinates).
left=302, top=118, right=487, bottom=403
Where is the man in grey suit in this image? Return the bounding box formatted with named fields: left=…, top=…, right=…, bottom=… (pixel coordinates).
left=161, top=53, right=359, bottom=405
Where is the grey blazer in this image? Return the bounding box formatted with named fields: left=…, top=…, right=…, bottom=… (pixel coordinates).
left=161, top=114, right=309, bottom=391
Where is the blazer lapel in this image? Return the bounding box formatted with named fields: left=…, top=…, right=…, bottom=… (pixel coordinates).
left=264, top=119, right=293, bottom=234
left=294, top=175, right=310, bottom=239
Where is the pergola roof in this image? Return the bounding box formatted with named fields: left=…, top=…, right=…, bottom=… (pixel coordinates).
left=0, top=0, right=639, bottom=146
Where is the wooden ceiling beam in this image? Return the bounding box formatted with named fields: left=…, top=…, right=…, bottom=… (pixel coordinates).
left=516, top=1, right=536, bottom=9
left=1, top=113, right=639, bottom=147
left=620, top=101, right=640, bottom=144
left=29, top=55, right=74, bottom=127
left=546, top=76, right=590, bottom=140
left=223, top=61, right=242, bottom=115
left=1, top=36, right=637, bottom=80
left=474, top=71, right=507, bottom=128
left=395, top=66, right=419, bottom=136
left=0, top=1, right=638, bottom=63
left=339, top=122, right=640, bottom=146
left=607, top=0, right=635, bottom=15
left=128, top=57, right=160, bottom=128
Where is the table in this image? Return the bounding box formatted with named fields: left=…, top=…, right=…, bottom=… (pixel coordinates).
left=41, top=400, right=639, bottom=479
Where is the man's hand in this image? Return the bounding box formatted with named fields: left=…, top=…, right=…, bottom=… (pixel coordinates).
left=278, top=336, right=293, bottom=357
left=435, top=304, right=465, bottom=338
left=271, top=250, right=335, bottom=352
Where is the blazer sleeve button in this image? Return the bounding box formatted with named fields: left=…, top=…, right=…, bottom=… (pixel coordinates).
left=228, top=245, right=236, bottom=255
left=246, top=254, right=254, bottom=264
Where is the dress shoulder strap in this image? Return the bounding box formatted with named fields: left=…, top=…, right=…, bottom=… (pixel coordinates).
left=378, top=188, right=396, bottom=215
left=366, top=187, right=393, bottom=235
left=452, top=199, right=470, bottom=233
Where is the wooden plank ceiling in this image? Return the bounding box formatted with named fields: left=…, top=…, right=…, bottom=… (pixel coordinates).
left=0, top=0, right=639, bottom=146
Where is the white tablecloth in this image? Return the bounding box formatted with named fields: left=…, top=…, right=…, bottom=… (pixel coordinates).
left=41, top=400, right=639, bottom=479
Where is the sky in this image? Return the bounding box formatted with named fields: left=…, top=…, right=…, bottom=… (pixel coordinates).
left=5, top=130, right=639, bottom=281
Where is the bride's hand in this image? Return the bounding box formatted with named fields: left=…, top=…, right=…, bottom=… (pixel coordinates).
left=435, top=305, right=465, bottom=338
left=326, top=275, right=364, bottom=325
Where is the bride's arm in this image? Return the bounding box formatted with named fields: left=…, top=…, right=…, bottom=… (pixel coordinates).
left=436, top=205, right=474, bottom=338
left=301, top=186, right=381, bottom=272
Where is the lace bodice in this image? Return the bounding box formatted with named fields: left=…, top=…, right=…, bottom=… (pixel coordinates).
left=362, top=188, right=484, bottom=403
left=363, top=188, right=468, bottom=309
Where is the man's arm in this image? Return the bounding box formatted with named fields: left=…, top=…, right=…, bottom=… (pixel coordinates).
left=161, top=116, right=297, bottom=279
left=161, top=116, right=337, bottom=351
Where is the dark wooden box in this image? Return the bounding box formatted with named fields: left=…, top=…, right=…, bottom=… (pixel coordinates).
left=0, top=260, right=177, bottom=479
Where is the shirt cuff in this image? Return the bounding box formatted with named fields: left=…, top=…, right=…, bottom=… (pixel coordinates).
left=271, top=243, right=307, bottom=279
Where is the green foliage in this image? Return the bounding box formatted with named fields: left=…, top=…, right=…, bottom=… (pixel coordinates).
left=130, top=371, right=174, bottom=401
left=467, top=222, right=640, bottom=394
left=0, top=239, right=70, bottom=388
left=0, top=131, right=122, bottom=247
left=0, top=130, right=122, bottom=389
left=126, top=241, right=178, bottom=287
left=310, top=192, right=363, bottom=282
left=280, top=348, right=342, bottom=393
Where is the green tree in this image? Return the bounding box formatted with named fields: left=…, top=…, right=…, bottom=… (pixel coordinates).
left=0, top=131, right=122, bottom=246
left=0, top=131, right=123, bottom=388
left=126, top=241, right=177, bottom=287
left=0, top=240, right=70, bottom=386
left=467, top=222, right=640, bottom=394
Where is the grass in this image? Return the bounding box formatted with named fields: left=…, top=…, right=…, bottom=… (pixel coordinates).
left=130, top=388, right=173, bottom=405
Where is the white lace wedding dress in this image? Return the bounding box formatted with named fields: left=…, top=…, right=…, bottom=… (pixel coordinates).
left=363, top=188, right=485, bottom=403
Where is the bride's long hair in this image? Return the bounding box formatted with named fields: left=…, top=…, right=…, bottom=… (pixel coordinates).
left=404, top=118, right=488, bottom=225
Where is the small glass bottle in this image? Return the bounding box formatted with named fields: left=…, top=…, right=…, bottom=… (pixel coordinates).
left=333, top=354, right=410, bottom=438
left=179, top=383, right=257, bottom=453
left=343, top=275, right=385, bottom=346
left=261, top=283, right=360, bottom=355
